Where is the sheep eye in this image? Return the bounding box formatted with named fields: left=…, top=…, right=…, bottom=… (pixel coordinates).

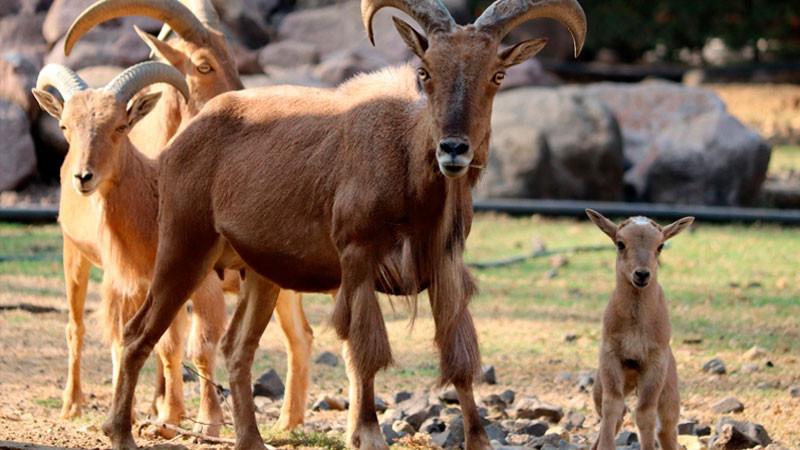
left=492, top=71, right=505, bottom=85
left=197, top=62, right=213, bottom=74
left=60, top=125, right=67, bottom=131
left=616, top=241, right=625, bottom=251
left=115, top=125, right=127, bottom=134
left=417, top=67, right=430, bottom=81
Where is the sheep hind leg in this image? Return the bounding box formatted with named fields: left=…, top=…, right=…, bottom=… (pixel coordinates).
left=187, top=273, right=227, bottom=437
left=656, top=352, right=680, bottom=450
left=151, top=305, right=189, bottom=439
left=220, top=270, right=280, bottom=450
left=275, top=289, right=313, bottom=430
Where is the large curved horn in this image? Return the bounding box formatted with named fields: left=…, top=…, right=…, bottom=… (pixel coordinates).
left=361, top=0, right=456, bottom=45
left=474, top=0, right=587, bottom=57
left=188, top=0, right=221, bottom=30
left=104, top=61, right=190, bottom=105
left=65, top=0, right=209, bottom=56
left=35, top=64, right=89, bottom=101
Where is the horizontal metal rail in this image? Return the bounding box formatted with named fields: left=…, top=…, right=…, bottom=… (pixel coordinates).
left=1, top=199, right=799, bottom=225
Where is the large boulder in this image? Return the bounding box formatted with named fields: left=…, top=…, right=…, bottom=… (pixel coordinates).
left=0, top=13, right=48, bottom=59
left=44, top=26, right=150, bottom=71
left=477, top=86, right=624, bottom=200
left=210, top=0, right=276, bottom=49
left=581, top=81, right=771, bottom=206
left=0, top=99, right=37, bottom=191
left=42, top=0, right=160, bottom=46
left=0, top=52, right=41, bottom=117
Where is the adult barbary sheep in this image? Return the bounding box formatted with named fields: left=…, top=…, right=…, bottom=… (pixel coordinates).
left=102, top=0, right=586, bottom=449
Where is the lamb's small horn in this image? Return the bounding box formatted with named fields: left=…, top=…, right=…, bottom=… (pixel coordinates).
left=35, top=64, right=89, bottom=101
left=65, top=0, right=209, bottom=56
left=104, top=61, right=190, bottom=105
left=361, top=0, right=456, bottom=45
left=474, top=0, right=587, bottom=57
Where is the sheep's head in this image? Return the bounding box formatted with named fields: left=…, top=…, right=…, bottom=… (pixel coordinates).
left=31, top=62, right=189, bottom=195
left=64, top=0, right=242, bottom=117
left=363, top=0, right=586, bottom=179
left=586, top=209, right=694, bottom=289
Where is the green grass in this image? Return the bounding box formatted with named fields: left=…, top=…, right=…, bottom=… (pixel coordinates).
left=33, top=396, right=63, bottom=409
left=769, top=145, right=800, bottom=178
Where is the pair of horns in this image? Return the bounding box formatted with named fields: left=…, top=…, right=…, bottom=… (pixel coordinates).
left=65, top=0, right=222, bottom=56
left=362, top=0, right=587, bottom=57
left=36, top=61, right=190, bottom=105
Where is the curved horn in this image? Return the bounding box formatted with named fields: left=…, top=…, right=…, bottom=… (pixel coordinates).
left=474, top=0, right=587, bottom=57
left=361, top=0, right=456, bottom=45
left=35, top=64, right=89, bottom=102
left=65, top=0, right=209, bottom=55
left=104, top=61, right=190, bottom=105
left=188, top=0, right=222, bottom=30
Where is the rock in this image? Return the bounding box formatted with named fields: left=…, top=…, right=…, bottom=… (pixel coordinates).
left=182, top=366, right=196, bottom=382
left=563, top=411, right=585, bottom=431
left=695, top=424, right=712, bottom=436
left=312, top=47, right=387, bottom=86
left=253, top=396, right=271, bottom=411
left=314, top=351, right=339, bottom=367
left=311, top=399, right=330, bottom=411
left=554, top=372, right=573, bottom=384
left=789, top=385, right=800, bottom=398
left=209, top=0, right=274, bottom=49
left=529, top=433, right=562, bottom=448
left=508, top=418, right=548, bottom=437
left=483, top=394, right=507, bottom=409
left=477, top=87, right=624, bottom=201
left=581, top=81, right=770, bottom=206
left=499, top=389, right=516, bottom=405
left=711, top=417, right=772, bottom=449
left=259, top=40, right=318, bottom=70
left=380, top=422, right=400, bottom=445
left=392, top=420, right=415, bottom=435
left=485, top=424, right=507, bottom=445
left=393, top=390, right=412, bottom=404
left=419, top=417, right=446, bottom=435
left=394, top=391, right=432, bottom=430
left=482, top=365, right=497, bottom=385
left=740, top=362, right=759, bottom=374
left=703, top=357, right=727, bottom=375
left=43, top=0, right=160, bottom=45
left=712, top=397, right=744, bottom=414
left=440, top=406, right=461, bottom=418
left=501, top=58, right=559, bottom=90
left=616, top=430, right=638, bottom=446
left=757, top=381, right=773, bottom=390
left=0, top=99, right=37, bottom=191
left=0, top=13, right=47, bottom=60
left=252, top=369, right=284, bottom=399
left=678, top=419, right=698, bottom=435
left=512, top=396, right=564, bottom=423
left=743, top=346, right=767, bottom=360
left=577, top=371, right=596, bottom=392
left=374, top=396, right=388, bottom=413
left=314, top=395, right=346, bottom=411
left=430, top=428, right=462, bottom=448
left=0, top=52, right=40, bottom=116
left=564, top=333, right=578, bottom=342
left=44, top=27, right=150, bottom=71
left=438, top=389, right=459, bottom=404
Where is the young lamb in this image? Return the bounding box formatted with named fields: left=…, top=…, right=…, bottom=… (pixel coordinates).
left=585, top=209, right=694, bottom=450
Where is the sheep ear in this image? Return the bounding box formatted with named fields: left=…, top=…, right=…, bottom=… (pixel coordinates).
left=586, top=209, right=617, bottom=241
left=134, top=25, right=185, bottom=66
left=32, top=88, right=64, bottom=120
left=662, top=216, right=694, bottom=241
left=392, top=16, right=428, bottom=59
left=126, top=92, right=162, bottom=128
left=500, top=38, right=548, bottom=68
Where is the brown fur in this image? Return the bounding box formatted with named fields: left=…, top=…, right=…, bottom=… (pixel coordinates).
left=102, top=8, right=581, bottom=450
left=585, top=209, right=694, bottom=450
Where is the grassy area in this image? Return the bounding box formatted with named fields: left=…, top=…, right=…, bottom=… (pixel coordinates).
left=769, top=145, right=800, bottom=179
left=1, top=214, right=799, bottom=447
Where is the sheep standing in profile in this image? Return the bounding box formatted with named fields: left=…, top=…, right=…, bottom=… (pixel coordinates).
left=585, top=209, right=694, bottom=450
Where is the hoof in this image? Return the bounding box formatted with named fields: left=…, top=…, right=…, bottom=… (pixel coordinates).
left=60, top=400, right=82, bottom=419
left=102, top=418, right=138, bottom=450
left=348, top=422, right=388, bottom=450
left=275, top=414, right=303, bottom=431
left=233, top=434, right=266, bottom=450
left=193, top=421, right=221, bottom=438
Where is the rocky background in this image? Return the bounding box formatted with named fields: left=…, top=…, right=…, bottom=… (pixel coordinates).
left=0, top=0, right=785, bottom=206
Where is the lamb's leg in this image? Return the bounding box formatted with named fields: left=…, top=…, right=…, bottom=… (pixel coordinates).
left=101, top=235, right=220, bottom=450
left=61, top=237, right=91, bottom=419
left=152, top=304, right=189, bottom=438
left=656, top=350, right=680, bottom=450
left=592, top=358, right=625, bottom=450
left=220, top=270, right=280, bottom=450
left=187, top=273, right=227, bottom=437
left=274, top=289, right=313, bottom=430
left=332, top=248, right=390, bottom=450
left=634, top=357, right=667, bottom=450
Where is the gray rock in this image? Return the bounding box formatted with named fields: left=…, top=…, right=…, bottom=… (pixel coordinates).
left=314, top=351, right=339, bottom=367
left=0, top=13, right=47, bottom=62
left=615, top=430, right=638, bottom=445
left=0, top=99, right=37, bottom=191
left=695, top=424, right=712, bottom=436
left=311, top=399, right=330, bottom=411
left=564, top=411, right=585, bottom=431
left=392, top=420, right=415, bottom=434
left=564, top=333, right=578, bottom=342
left=419, top=416, right=446, bottom=435
left=209, top=0, right=273, bottom=49
left=554, top=372, right=574, bottom=384
left=678, top=419, right=697, bottom=435
left=438, top=389, right=460, bottom=404
left=509, top=418, right=549, bottom=437
left=499, top=389, right=516, bottom=405
left=477, top=87, right=624, bottom=201
left=380, top=422, right=400, bottom=445
left=501, top=58, right=559, bottom=90
left=581, top=81, right=770, bottom=206
left=741, top=362, right=759, bottom=374
left=789, top=385, right=800, bottom=398
left=577, top=371, right=596, bottom=392
left=374, top=396, right=388, bottom=413
left=703, top=357, right=727, bottom=375
left=712, top=397, right=744, bottom=414
left=483, top=394, right=507, bottom=409
left=393, top=390, right=412, bottom=404
left=711, top=417, right=772, bottom=449
left=0, top=52, right=40, bottom=115
left=252, top=369, right=284, bottom=399
left=485, top=424, right=507, bottom=445
left=44, top=26, right=151, bottom=71
left=512, top=396, right=564, bottom=423
left=482, top=365, right=497, bottom=385
left=430, top=428, right=462, bottom=448
left=394, top=391, right=432, bottom=430
left=529, top=433, right=562, bottom=448
left=259, top=40, right=318, bottom=70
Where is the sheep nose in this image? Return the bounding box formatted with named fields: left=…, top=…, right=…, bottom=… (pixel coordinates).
left=634, top=270, right=650, bottom=282
left=74, top=172, right=93, bottom=183
left=439, top=140, right=470, bottom=157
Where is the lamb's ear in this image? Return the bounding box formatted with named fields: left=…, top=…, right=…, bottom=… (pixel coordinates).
left=586, top=209, right=617, bottom=241
left=134, top=25, right=185, bottom=66
left=392, top=16, right=428, bottom=59
left=500, top=38, right=548, bottom=68
left=31, top=88, right=64, bottom=120
left=126, top=92, right=162, bottom=129
left=662, top=216, right=694, bottom=241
